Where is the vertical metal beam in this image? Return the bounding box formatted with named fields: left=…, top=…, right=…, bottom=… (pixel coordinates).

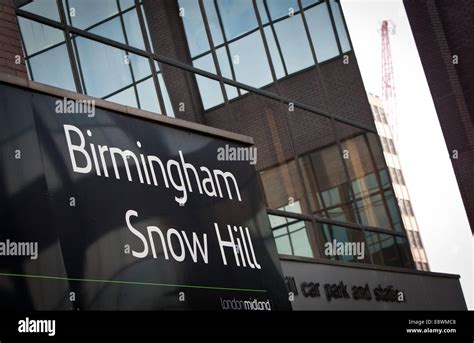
left=135, top=0, right=168, bottom=116
left=117, top=0, right=141, bottom=109
left=326, top=0, right=343, bottom=55
left=213, top=0, right=240, bottom=96
left=262, top=0, right=289, bottom=76
left=57, top=0, right=83, bottom=93
left=198, top=0, right=237, bottom=131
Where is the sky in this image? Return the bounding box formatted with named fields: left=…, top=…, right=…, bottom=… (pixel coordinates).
left=341, top=0, right=473, bottom=309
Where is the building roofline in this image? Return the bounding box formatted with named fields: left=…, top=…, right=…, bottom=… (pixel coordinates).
left=280, top=255, right=461, bottom=279
left=0, top=72, right=255, bottom=146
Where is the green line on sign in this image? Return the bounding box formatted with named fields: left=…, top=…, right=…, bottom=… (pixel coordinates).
left=0, top=272, right=267, bottom=293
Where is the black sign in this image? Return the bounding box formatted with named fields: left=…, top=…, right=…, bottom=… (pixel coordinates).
left=0, top=83, right=291, bottom=310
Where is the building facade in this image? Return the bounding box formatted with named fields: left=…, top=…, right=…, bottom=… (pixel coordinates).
left=0, top=0, right=466, bottom=310
left=404, top=0, right=474, bottom=234
left=368, top=93, right=429, bottom=271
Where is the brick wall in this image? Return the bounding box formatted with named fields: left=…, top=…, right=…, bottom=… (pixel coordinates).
left=0, top=0, right=27, bottom=78
left=404, top=0, right=474, bottom=233
left=143, top=0, right=204, bottom=124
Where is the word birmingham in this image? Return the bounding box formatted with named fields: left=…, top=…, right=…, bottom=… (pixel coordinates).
left=126, top=210, right=261, bottom=269
left=55, top=97, right=95, bottom=117
left=64, top=124, right=242, bottom=205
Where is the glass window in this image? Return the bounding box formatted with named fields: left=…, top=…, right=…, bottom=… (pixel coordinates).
left=216, top=48, right=239, bottom=100
left=305, top=3, right=339, bottom=62
left=269, top=214, right=314, bottom=258
left=18, top=18, right=64, bottom=56
left=379, top=233, right=402, bottom=267
left=379, top=168, right=390, bottom=187
left=120, top=0, right=136, bottom=10
left=17, top=0, right=174, bottom=118
left=158, top=73, right=175, bottom=117
left=365, top=231, right=383, bottom=265
left=193, top=54, right=224, bottom=109
left=379, top=109, right=388, bottom=124
left=141, top=4, right=155, bottom=53
left=216, top=0, right=257, bottom=40
left=89, top=17, right=125, bottom=44
left=340, top=132, right=400, bottom=230
left=266, top=0, right=298, bottom=20
left=396, top=169, right=405, bottom=185
left=385, top=190, right=403, bottom=231
left=387, top=138, right=397, bottom=154
left=74, top=36, right=132, bottom=97
left=229, top=31, right=273, bottom=88
left=260, top=159, right=311, bottom=216
left=136, top=77, right=160, bottom=113
left=65, top=0, right=119, bottom=29
left=274, top=14, right=314, bottom=74
left=105, top=85, right=137, bottom=108
left=28, top=44, right=76, bottom=92
left=357, top=193, right=390, bottom=229
left=203, top=0, right=224, bottom=46
left=264, top=26, right=286, bottom=79
left=129, top=52, right=151, bottom=81
left=256, top=0, right=269, bottom=24
left=19, top=0, right=60, bottom=21
left=319, top=224, right=368, bottom=263
left=405, top=199, right=414, bottom=216
left=301, top=0, right=319, bottom=8
left=178, top=0, right=210, bottom=57
left=296, top=116, right=358, bottom=224
left=329, top=0, right=351, bottom=53
left=123, top=9, right=146, bottom=50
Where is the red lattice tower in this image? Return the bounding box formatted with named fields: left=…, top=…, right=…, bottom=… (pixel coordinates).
left=381, top=20, right=397, bottom=143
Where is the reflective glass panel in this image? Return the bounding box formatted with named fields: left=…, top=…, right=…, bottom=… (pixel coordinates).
left=329, top=0, right=351, bottom=53
left=193, top=54, right=223, bottom=109
left=74, top=36, right=132, bottom=97
left=229, top=31, right=272, bottom=88
left=203, top=0, right=224, bottom=46
left=216, top=0, right=257, bottom=40
left=28, top=44, right=76, bottom=92
left=269, top=214, right=314, bottom=258
left=264, top=26, right=285, bottom=79
left=266, top=0, right=298, bottom=20
left=273, top=14, right=314, bottom=74
left=105, top=85, right=137, bottom=107
left=65, top=0, right=119, bottom=29
left=19, top=0, right=60, bottom=21
left=178, top=0, right=210, bottom=57
left=305, top=2, right=339, bottom=62
left=136, top=77, right=160, bottom=113
left=123, top=9, right=146, bottom=50
left=379, top=233, right=402, bottom=267
left=18, top=18, right=64, bottom=55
